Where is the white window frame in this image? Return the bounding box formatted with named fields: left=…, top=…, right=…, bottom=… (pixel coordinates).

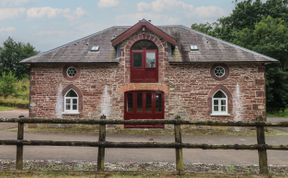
left=63, top=89, right=79, bottom=114
left=214, top=66, right=225, bottom=78
left=211, top=90, right=229, bottom=116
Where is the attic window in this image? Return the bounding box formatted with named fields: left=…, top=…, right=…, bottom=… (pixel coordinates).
left=91, top=45, right=100, bottom=52
left=190, top=45, right=198, bottom=51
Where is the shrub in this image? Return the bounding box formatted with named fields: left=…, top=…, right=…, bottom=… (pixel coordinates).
left=0, top=72, right=17, bottom=98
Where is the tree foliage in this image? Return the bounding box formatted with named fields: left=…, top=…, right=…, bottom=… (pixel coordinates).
left=192, top=0, right=288, bottom=112
left=0, top=72, right=17, bottom=98
left=0, top=37, right=38, bottom=79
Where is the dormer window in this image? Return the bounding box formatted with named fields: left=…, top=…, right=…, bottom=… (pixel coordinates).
left=130, top=40, right=158, bottom=83
left=130, top=40, right=158, bottom=82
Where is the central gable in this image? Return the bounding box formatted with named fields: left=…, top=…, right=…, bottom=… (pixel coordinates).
left=111, top=19, right=177, bottom=46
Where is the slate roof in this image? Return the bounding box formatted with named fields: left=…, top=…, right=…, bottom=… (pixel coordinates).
left=21, top=25, right=278, bottom=64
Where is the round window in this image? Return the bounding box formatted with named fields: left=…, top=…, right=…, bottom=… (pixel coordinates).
left=66, top=67, right=77, bottom=77
left=210, top=64, right=229, bottom=80
left=214, top=66, right=225, bottom=78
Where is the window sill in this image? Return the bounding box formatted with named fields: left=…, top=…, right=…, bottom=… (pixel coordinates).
left=210, top=113, right=230, bottom=117
left=62, top=112, right=80, bottom=115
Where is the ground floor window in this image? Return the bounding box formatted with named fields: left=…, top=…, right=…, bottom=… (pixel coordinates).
left=64, top=89, right=79, bottom=113
left=212, top=90, right=228, bottom=115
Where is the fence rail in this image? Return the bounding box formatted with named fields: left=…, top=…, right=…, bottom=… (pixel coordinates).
left=0, top=116, right=288, bottom=175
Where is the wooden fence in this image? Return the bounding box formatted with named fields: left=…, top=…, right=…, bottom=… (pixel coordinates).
left=0, top=115, right=288, bottom=175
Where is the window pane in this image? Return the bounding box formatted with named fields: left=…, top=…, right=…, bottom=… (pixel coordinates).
left=214, top=91, right=226, bottom=98
left=221, top=100, right=226, bottom=106
left=73, top=104, right=77, bottom=110
left=146, top=52, right=156, bottom=68
left=132, top=40, right=157, bottom=50
left=73, top=99, right=77, bottom=104
left=155, top=93, right=162, bottom=112
left=213, top=100, right=218, bottom=106
left=133, top=53, right=142, bottom=68
left=66, top=99, right=71, bottom=110
left=214, top=106, right=218, bottom=111
left=146, top=93, right=152, bottom=112
left=66, top=90, right=77, bottom=97
left=221, top=106, right=226, bottom=112
left=127, top=93, right=133, bottom=112
left=137, top=93, right=143, bottom=112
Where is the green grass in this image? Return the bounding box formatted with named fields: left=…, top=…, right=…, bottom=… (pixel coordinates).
left=268, top=108, right=288, bottom=118
left=0, top=171, right=276, bottom=178
left=0, top=105, right=16, bottom=111
left=0, top=79, right=29, bottom=109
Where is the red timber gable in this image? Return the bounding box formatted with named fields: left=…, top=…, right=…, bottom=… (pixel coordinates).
left=111, top=19, right=177, bottom=46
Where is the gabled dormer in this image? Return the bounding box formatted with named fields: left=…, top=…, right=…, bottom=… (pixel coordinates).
left=112, top=19, right=177, bottom=83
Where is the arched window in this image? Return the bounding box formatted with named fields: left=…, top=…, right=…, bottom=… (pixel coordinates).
left=130, top=40, right=158, bottom=82
left=64, top=89, right=79, bottom=113
left=212, top=90, right=228, bottom=115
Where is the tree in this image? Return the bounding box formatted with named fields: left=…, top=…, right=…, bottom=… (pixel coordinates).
left=0, top=72, right=17, bottom=98
left=191, top=0, right=288, bottom=112
left=0, top=37, right=38, bottom=79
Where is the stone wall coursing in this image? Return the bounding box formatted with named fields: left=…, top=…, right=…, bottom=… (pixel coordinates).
left=165, top=63, right=265, bottom=121
left=29, top=30, right=265, bottom=121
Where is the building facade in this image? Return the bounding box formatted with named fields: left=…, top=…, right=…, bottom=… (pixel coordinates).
left=22, top=20, right=277, bottom=127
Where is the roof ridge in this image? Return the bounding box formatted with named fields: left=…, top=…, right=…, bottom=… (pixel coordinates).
left=177, top=25, right=277, bottom=62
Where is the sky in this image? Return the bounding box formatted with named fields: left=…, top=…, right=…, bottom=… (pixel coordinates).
left=0, top=0, right=236, bottom=51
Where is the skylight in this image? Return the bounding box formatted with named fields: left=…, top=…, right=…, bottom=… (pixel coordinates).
left=91, top=45, right=100, bottom=52
left=190, top=45, right=199, bottom=51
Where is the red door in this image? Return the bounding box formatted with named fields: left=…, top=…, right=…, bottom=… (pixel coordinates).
left=124, top=91, right=164, bottom=128
left=131, top=49, right=158, bottom=82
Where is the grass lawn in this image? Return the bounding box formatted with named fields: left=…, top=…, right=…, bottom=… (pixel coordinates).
left=0, top=105, right=16, bottom=111
left=268, top=108, right=288, bottom=118
left=0, top=171, right=278, bottom=178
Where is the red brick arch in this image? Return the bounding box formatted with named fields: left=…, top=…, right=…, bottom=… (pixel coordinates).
left=207, top=85, right=233, bottom=115
left=124, top=32, right=165, bottom=51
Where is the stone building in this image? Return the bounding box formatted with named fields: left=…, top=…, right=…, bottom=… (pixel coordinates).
left=21, top=19, right=277, bottom=128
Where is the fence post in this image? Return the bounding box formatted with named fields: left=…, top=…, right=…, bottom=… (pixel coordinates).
left=256, top=116, right=268, bottom=175
left=174, top=115, right=184, bottom=175
left=16, top=116, right=24, bottom=170
left=97, top=115, right=106, bottom=172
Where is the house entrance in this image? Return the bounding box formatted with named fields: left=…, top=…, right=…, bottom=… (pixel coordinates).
left=124, top=90, right=164, bottom=128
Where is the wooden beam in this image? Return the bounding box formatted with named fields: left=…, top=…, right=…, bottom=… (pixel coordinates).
left=174, top=116, right=184, bottom=175
left=16, top=119, right=24, bottom=170
left=1, top=140, right=287, bottom=150
left=1, top=118, right=288, bottom=127
left=97, top=115, right=106, bottom=172
left=256, top=117, right=269, bottom=175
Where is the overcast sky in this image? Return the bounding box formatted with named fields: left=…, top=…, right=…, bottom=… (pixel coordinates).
left=0, top=0, right=235, bottom=51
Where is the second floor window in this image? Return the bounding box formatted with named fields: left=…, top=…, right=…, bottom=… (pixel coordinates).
left=131, top=40, right=158, bottom=83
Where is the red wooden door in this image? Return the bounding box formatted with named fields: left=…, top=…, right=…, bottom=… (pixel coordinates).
left=124, top=91, right=164, bottom=128
left=131, top=49, right=158, bottom=82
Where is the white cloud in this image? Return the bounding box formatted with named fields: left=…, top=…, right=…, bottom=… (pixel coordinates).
left=0, top=0, right=31, bottom=6
left=98, top=0, right=119, bottom=8
left=194, top=6, right=225, bottom=18
left=138, top=0, right=193, bottom=12
left=26, top=7, right=70, bottom=18
left=0, top=8, right=25, bottom=20
left=0, top=7, right=85, bottom=21
left=115, top=12, right=180, bottom=25
left=137, top=0, right=225, bottom=19
left=0, top=26, right=16, bottom=33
